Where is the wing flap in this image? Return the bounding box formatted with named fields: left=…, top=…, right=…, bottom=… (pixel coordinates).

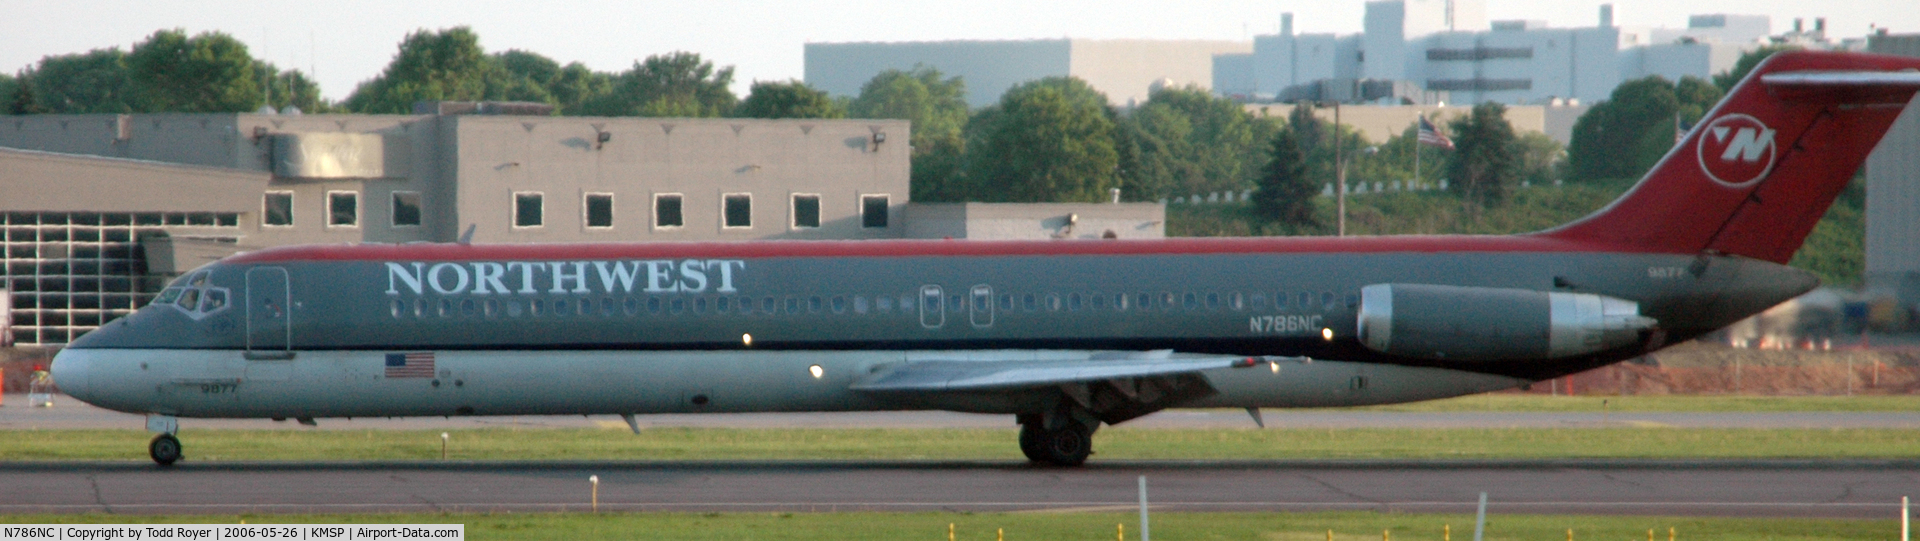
left=850, top=354, right=1281, bottom=392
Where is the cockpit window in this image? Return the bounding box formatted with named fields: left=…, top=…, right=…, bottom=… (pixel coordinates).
left=201, top=289, right=227, bottom=311
left=159, top=270, right=233, bottom=320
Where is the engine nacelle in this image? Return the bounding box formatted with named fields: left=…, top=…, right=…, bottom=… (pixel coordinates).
left=1356, top=283, right=1657, bottom=361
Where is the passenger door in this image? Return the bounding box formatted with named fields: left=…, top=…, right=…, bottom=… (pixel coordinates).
left=245, top=267, right=293, bottom=359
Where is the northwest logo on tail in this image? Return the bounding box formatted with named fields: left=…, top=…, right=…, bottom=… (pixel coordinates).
left=1696, top=114, right=1777, bottom=188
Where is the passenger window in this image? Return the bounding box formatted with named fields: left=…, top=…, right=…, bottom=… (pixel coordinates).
left=623, top=297, right=638, bottom=316
left=1229, top=292, right=1245, bottom=310
left=831, top=296, right=847, bottom=314
left=1321, top=292, right=1336, bottom=309
left=717, top=297, right=731, bottom=313
left=1068, top=293, right=1083, bottom=311
left=1298, top=292, right=1313, bottom=309
left=1045, top=294, right=1062, bottom=311
left=531, top=299, right=546, bottom=316
left=648, top=297, right=662, bottom=314
left=1345, top=293, right=1360, bottom=309
left=1114, top=293, right=1129, bottom=311
left=390, top=299, right=406, bottom=319
left=999, top=294, right=1014, bottom=311
left=1183, top=293, right=1198, bottom=310
left=693, top=297, right=707, bottom=313
left=1205, top=292, right=1220, bottom=309
left=950, top=294, right=964, bottom=313
left=1275, top=292, right=1289, bottom=310
left=1160, top=292, right=1177, bottom=309
left=1137, top=293, right=1152, bottom=310
left=670, top=298, right=685, bottom=314
left=854, top=296, right=870, bottom=314
left=878, top=296, right=894, bottom=312
left=786, top=297, right=800, bottom=314
left=507, top=300, right=524, bottom=317
left=1091, top=293, right=1107, bottom=310
left=1249, top=292, right=1266, bottom=309
left=763, top=297, right=776, bottom=313
left=809, top=296, right=823, bottom=313
left=1023, top=294, right=1038, bottom=311
left=489, top=299, right=503, bottom=318
left=437, top=299, right=453, bottom=317
left=463, top=299, right=479, bottom=316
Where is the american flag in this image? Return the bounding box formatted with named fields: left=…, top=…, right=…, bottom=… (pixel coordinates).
left=386, top=352, right=435, bottom=378
left=1417, top=115, right=1455, bottom=149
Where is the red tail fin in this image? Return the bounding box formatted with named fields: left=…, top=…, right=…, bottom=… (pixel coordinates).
left=1540, top=51, right=1920, bottom=263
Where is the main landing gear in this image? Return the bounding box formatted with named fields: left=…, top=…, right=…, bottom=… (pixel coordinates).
left=1017, top=413, right=1097, bottom=467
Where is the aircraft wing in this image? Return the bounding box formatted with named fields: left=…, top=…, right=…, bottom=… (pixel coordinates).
left=849, top=354, right=1284, bottom=392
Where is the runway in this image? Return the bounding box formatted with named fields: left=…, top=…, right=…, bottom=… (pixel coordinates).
left=3, top=460, right=1917, bottom=518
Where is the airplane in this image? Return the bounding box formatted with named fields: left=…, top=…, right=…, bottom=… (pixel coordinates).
left=50, top=51, right=1920, bottom=466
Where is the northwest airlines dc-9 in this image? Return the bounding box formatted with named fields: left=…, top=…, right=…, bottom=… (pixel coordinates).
left=51, top=52, right=1920, bottom=466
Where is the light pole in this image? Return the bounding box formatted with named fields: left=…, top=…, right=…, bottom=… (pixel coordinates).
left=1333, top=102, right=1344, bottom=236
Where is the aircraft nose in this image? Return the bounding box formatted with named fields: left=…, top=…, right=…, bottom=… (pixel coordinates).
left=49, top=348, right=90, bottom=401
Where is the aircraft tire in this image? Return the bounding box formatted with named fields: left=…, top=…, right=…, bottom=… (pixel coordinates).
left=1032, top=423, right=1092, bottom=467
left=1018, top=421, right=1046, bottom=462
left=149, top=434, right=182, bottom=466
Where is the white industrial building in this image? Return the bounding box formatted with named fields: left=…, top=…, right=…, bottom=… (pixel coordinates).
left=1214, top=2, right=1774, bottom=105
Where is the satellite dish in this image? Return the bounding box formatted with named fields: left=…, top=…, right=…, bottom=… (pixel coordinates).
left=280, top=105, right=303, bottom=116
left=255, top=105, right=277, bottom=115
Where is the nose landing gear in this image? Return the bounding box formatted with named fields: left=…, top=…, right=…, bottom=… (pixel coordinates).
left=149, top=434, right=183, bottom=466
left=146, top=414, right=181, bottom=466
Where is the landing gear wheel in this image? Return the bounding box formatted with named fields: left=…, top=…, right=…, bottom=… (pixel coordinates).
left=1019, top=420, right=1093, bottom=467
left=1019, top=422, right=1045, bottom=462
left=149, top=434, right=182, bottom=466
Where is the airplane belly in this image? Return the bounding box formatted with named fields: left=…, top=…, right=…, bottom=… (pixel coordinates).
left=1191, top=359, right=1527, bottom=408
left=61, top=349, right=902, bottom=418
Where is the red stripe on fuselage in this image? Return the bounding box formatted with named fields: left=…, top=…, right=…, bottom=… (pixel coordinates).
left=223, top=235, right=1644, bottom=264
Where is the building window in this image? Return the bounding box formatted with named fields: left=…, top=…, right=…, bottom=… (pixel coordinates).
left=327, top=191, right=358, bottom=228
left=862, top=194, right=889, bottom=228
left=514, top=192, right=543, bottom=228
left=584, top=193, right=614, bottom=229
left=391, top=191, right=422, bottom=227
left=263, top=192, right=293, bottom=227
left=791, top=194, right=820, bottom=229
left=723, top=193, right=752, bottom=229
left=654, top=193, right=683, bottom=229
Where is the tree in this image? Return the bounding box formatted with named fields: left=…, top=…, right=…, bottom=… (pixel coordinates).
left=17, top=48, right=137, bottom=114
left=1714, top=45, right=1801, bottom=93
left=1514, top=131, right=1565, bottom=185
left=962, top=77, right=1119, bottom=203
left=580, top=52, right=737, bottom=117
left=734, top=80, right=845, bottom=119
left=0, top=74, right=21, bottom=114
left=1446, top=102, right=1521, bottom=207
left=256, top=63, right=329, bottom=113
left=547, top=62, right=614, bottom=115
left=1565, top=76, right=1719, bottom=182
left=345, top=27, right=498, bottom=113
left=1251, top=126, right=1317, bottom=229
left=1119, top=86, right=1276, bottom=201
left=127, top=29, right=262, bottom=112
left=849, top=67, right=969, bottom=201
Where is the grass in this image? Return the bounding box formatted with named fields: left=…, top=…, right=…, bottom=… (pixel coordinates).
left=0, top=511, right=1896, bottom=540
left=1341, top=393, right=1920, bottom=412
left=5, top=426, right=1919, bottom=462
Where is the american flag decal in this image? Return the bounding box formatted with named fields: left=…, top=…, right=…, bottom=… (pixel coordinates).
left=385, top=352, right=435, bottom=378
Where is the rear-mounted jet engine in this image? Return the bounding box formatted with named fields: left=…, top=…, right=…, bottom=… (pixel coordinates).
left=1356, top=283, right=1657, bottom=361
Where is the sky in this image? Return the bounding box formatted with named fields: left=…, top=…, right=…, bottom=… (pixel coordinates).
left=3, top=0, right=1915, bottom=102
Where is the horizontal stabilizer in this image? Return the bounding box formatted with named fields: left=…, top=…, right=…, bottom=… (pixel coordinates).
left=849, top=354, right=1281, bottom=392
left=1761, top=70, right=1920, bottom=103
